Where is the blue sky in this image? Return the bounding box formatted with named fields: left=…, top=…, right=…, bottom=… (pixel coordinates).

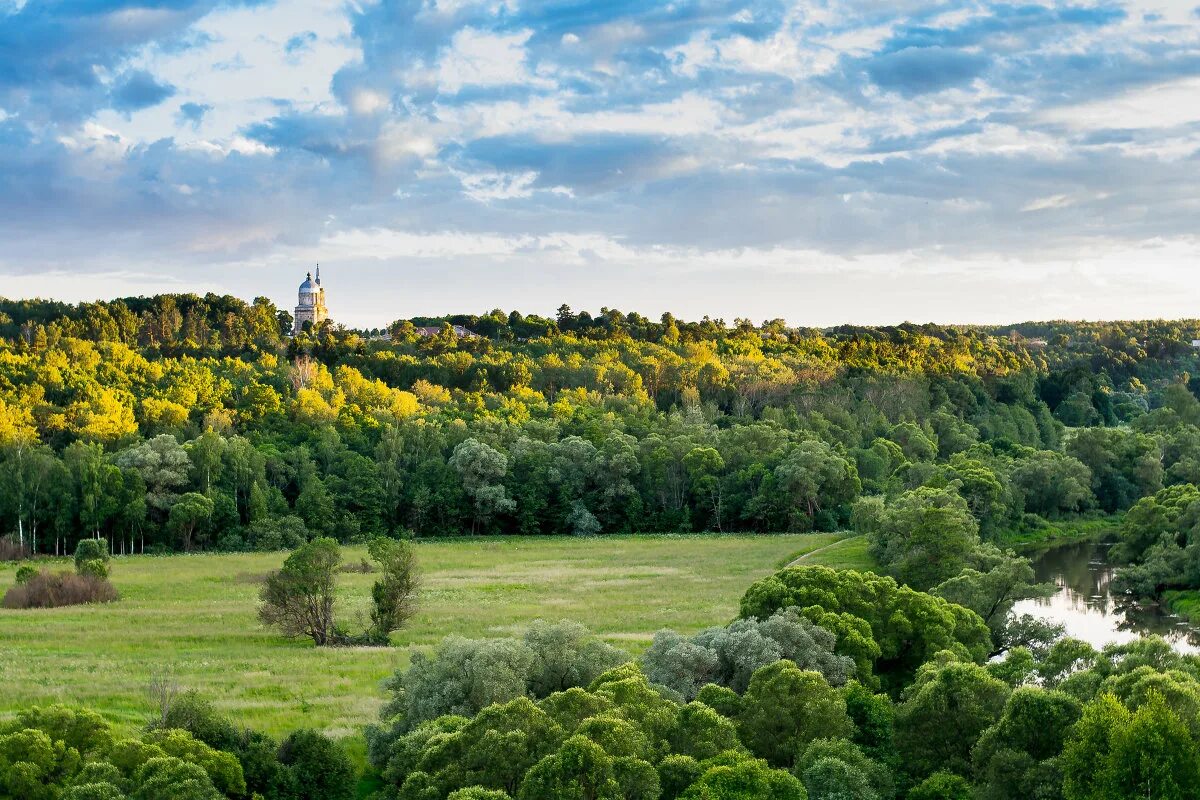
left=1, top=0, right=1199, bottom=326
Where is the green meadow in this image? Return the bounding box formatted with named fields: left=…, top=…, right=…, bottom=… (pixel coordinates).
left=0, top=533, right=866, bottom=738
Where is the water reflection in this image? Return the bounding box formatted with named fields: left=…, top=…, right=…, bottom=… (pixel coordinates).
left=1011, top=540, right=1200, bottom=654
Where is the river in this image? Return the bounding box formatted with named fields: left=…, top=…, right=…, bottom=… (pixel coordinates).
left=1011, top=539, right=1200, bottom=654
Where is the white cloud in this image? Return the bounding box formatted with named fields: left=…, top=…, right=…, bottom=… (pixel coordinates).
left=437, top=28, right=539, bottom=93
left=1040, top=76, right=1200, bottom=131
left=454, top=169, right=540, bottom=201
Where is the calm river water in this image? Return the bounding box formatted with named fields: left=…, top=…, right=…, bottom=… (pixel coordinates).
left=1011, top=540, right=1200, bottom=654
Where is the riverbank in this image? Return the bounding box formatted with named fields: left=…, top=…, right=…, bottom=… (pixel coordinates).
left=997, top=513, right=1122, bottom=551
left=1163, top=590, right=1200, bottom=624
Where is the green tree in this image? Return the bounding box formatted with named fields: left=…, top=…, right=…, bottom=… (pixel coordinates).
left=863, top=486, right=979, bottom=590
left=1063, top=691, right=1200, bottom=800
left=773, top=440, right=861, bottom=530
left=1010, top=451, right=1093, bottom=518
left=933, top=547, right=1050, bottom=649
left=516, top=735, right=624, bottom=800
left=258, top=538, right=341, bottom=645
left=906, top=772, right=972, bottom=800
left=736, top=661, right=852, bottom=768
left=895, top=659, right=1009, bottom=781
left=168, top=493, right=214, bottom=552
left=450, top=438, right=516, bottom=534
left=740, top=566, right=991, bottom=691
left=116, top=435, right=191, bottom=517
left=677, top=753, right=807, bottom=800
left=971, top=687, right=1082, bottom=800
left=278, top=729, right=355, bottom=800
left=366, top=536, right=419, bottom=644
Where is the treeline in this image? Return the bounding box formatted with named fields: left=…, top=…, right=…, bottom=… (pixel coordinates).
left=1, top=295, right=1200, bottom=552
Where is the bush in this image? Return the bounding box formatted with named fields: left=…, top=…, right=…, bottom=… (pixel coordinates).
left=3, top=570, right=118, bottom=608
left=0, top=535, right=30, bottom=562
left=15, top=564, right=36, bottom=584
left=259, top=538, right=341, bottom=645
left=215, top=532, right=246, bottom=552
left=247, top=516, right=308, bottom=552
left=74, top=539, right=110, bottom=573
left=366, top=536, right=419, bottom=644
left=278, top=729, right=355, bottom=800
left=907, top=771, right=973, bottom=800
left=77, top=559, right=109, bottom=580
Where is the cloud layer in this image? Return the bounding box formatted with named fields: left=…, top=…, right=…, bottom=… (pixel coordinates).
left=1, top=0, right=1198, bottom=325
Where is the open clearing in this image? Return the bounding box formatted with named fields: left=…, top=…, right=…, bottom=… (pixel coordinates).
left=0, top=532, right=861, bottom=737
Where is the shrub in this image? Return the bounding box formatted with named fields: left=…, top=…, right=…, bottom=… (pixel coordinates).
left=0, top=535, right=30, bottom=562
left=277, top=729, right=356, bottom=800
left=3, top=570, right=118, bottom=609
left=908, top=771, right=973, bottom=800
left=74, top=539, right=110, bottom=573
left=15, top=564, right=36, bottom=584
left=215, top=533, right=246, bottom=552
left=246, top=515, right=308, bottom=552
left=77, top=559, right=109, bottom=580
left=258, top=538, right=341, bottom=645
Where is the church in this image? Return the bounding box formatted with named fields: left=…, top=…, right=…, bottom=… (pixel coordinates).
left=293, top=266, right=329, bottom=334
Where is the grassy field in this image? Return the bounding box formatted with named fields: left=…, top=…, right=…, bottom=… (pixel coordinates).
left=0, top=532, right=861, bottom=738
left=787, top=535, right=874, bottom=571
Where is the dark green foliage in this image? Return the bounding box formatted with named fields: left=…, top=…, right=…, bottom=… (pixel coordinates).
left=735, top=661, right=852, bottom=768
left=971, top=687, right=1081, bottom=800
left=150, top=691, right=296, bottom=799
left=0, top=701, right=316, bottom=800
left=8, top=300, right=1189, bottom=555
left=1061, top=690, right=1200, bottom=800
left=842, top=681, right=895, bottom=764
left=906, top=772, right=972, bottom=800
left=677, top=752, right=807, bottom=800
left=862, top=486, right=980, bottom=590
left=796, top=739, right=892, bottom=800
left=658, top=755, right=703, bottom=800
left=277, top=729, right=355, bottom=800
left=73, top=539, right=110, bottom=576
left=693, top=685, right=740, bottom=720
left=894, top=658, right=1009, bottom=782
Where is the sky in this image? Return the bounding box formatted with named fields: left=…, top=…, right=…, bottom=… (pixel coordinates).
left=1, top=0, right=1199, bottom=328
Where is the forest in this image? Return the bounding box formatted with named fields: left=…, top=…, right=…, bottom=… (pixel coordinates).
left=0, top=294, right=1197, bottom=555
left=6, top=294, right=1200, bottom=798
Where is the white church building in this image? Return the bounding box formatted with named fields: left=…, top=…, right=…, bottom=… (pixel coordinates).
left=293, top=266, right=329, bottom=334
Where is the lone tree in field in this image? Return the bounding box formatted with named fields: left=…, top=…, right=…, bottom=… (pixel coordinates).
left=259, top=536, right=418, bottom=646
left=259, top=537, right=341, bottom=645
left=366, top=536, right=419, bottom=644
